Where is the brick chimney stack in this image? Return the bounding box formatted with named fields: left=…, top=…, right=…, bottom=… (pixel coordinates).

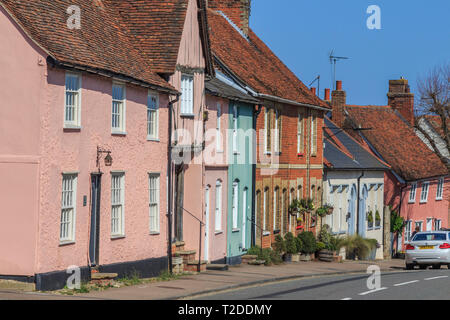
left=331, top=81, right=346, bottom=128
left=387, top=77, right=415, bottom=125
left=310, top=87, right=316, bottom=96
left=208, top=0, right=251, bottom=36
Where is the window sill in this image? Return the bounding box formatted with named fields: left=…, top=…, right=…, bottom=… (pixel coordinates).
left=233, top=151, right=240, bottom=155
left=147, top=137, right=160, bottom=142
left=150, top=232, right=160, bottom=236
left=215, top=230, right=224, bottom=235
left=111, top=235, right=126, bottom=240
left=264, top=152, right=272, bottom=155
left=59, top=241, right=75, bottom=247
left=112, top=131, right=127, bottom=136
left=263, top=231, right=271, bottom=236
left=232, top=228, right=240, bottom=233
left=408, top=201, right=416, bottom=204
left=419, top=201, right=428, bottom=204
left=63, top=125, right=81, bottom=131
left=180, top=113, right=195, bottom=118
left=216, top=150, right=224, bottom=154
left=436, top=198, right=443, bottom=201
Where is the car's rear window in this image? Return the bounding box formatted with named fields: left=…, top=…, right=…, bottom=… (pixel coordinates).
left=413, top=233, right=447, bottom=241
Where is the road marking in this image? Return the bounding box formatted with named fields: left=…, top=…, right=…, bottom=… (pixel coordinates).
left=358, top=287, right=387, bottom=296
left=341, top=297, right=352, bottom=300
left=394, top=280, right=419, bottom=287
left=424, top=276, right=448, bottom=281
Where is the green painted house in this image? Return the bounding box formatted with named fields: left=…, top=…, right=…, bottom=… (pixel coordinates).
left=227, top=100, right=255, bottom=265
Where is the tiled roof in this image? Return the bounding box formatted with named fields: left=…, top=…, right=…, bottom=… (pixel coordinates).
left=1, top=0, right=176, bottom=93
left=206, top=77, right=259, bottom=104
left=324, top=117, right=389, bottom=171
left=345, top=106, right=448, bottom=181
left=207, top=9, right=330, bottom=109
left=423, top=115, right=450, bottom=141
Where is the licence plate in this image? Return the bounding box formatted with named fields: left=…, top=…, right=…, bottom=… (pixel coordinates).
left=420, top=246, right=434, bottom=250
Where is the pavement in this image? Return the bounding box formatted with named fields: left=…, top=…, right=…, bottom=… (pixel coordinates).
left=0, top=258, right=406, bottom=300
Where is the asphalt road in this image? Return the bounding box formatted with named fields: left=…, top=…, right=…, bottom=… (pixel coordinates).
left=193, top=267, right=450, bottom=300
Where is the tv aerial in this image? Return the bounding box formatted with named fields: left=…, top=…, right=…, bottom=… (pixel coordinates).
left=329, top=50, right=349, bottom=90
left=309, top=75, right=320, bottom=96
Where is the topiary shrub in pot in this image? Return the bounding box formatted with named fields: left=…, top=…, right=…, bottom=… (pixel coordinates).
left=298, top=231, right=317, bottom=261
left=273, top=235, right=286, bottom=260
left=284, top=232, right=299, bottom=262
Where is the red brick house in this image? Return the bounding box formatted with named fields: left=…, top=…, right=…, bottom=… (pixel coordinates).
left=207, top=1, right=331, bottom=248
left=330, top=79, right=449, bottom=253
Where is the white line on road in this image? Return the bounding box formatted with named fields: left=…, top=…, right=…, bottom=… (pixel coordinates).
left=424, top=276, right=448, bottom=281
left=358, top=287, right=387, bottom=296
left=394, top=280, right=419, bottom=287
left=341, top=297, right=352, bottom=300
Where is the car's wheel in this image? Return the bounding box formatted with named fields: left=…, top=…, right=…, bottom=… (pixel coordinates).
left=432, top=264, right=441, bottom=270
left=405, top=263, right=414, bottom=270
left=419, top=265, right=427, bottom=270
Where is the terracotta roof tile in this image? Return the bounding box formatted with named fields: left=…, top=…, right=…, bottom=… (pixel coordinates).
left=1, top=0, right=176, bottom=92
left=207, top=9, right=329, bottom=109
left=345, top=106, right=448, bottom=181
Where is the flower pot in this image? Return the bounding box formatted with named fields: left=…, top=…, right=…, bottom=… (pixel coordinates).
left=300, top=254, right=311, bottom=262
left=318, top=250, right=334, bottom=262
left=283, top=254, right=293, bottom=263
left=291, top=253, right=300, bottom=262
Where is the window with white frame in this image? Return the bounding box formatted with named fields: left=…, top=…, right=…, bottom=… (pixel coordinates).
left=147, top=92, right=159, bottom=140
left=436, top=178, right=444, bottom=200
left=233, top=105, right=238, bottom=153
left=426, top=218, right=433, bottom=231
left=64, top=73, right=81, bottom=127
left=409, top=183, right=417, bottom=203
left=273, top=187, right=279, bottom=231
left=149, top=174, right=160, bottom=233
left=215, top=180, right=222, bottom=231
left=60, top=174, right=77, bottom=243
left=435, top=219, right=442, bottom=231
left=180, top=74, right=194, bottom=115
left=274, top=109, right=281, bottom=153
left=216, top=103, right=222, bottom=151
left=310, top=112, right=317, bottom=156
left=264, top=109, right=272, bottom=153
left=415, top=221, right=423, bottom=232
left=232, top=181, right=239, bottom=229
left=263, top=188, right=269, bottom=231
left=297, top=111, right=304, bottom=154
left=420, top=182, right=429, bottom=203
left=112, top=83, right=126, bottom=133
left=111, top=173, right=125, bottom=237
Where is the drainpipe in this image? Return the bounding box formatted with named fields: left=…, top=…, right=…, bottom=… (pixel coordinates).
left=167, top=94, right=180, bottom=274
left=251, top=104, right=263, bottom=246
left=356, top=171, right=365, bottom=235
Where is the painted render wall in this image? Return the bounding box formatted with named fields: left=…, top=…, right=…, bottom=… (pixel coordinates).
left=36, top=68, right=170, bottom=274
left=324, top=170, right=385, bottom=259
left=227, top=101, right=254, bottom=262
left=0, top=7, right=46, bottom=276
left=203, top=94, right=229, bottom=263
left=169, top=0, right=207, bottom=257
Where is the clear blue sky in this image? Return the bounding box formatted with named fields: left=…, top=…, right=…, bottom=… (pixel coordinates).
left=250, top=0, right=450, bottom=106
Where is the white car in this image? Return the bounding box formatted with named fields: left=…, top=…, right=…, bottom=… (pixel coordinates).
left=405, top=231, right=450, bottom=270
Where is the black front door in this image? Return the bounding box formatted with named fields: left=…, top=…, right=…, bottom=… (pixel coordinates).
left=174, top=166, right=184, bottom=242
left=89, top=173, right=102, bottom=266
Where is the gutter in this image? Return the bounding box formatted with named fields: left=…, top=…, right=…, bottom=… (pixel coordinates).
left=356, top=171, right=365, bottom=235
left=256, top=93, right=331, bottom=112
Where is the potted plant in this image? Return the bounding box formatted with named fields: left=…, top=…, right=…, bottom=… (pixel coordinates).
left=316, top=206, right=328, bottom=218
left=375, top=210, right=381, bottom=227
left=298, top=231, right=316, bottom=261
left=289, top=199, right=301, bottom=215
left=324, top=203, right=334, bottom=215
left=284, top=232, right=299, bottom=262
left=367, top=211, right=374, bottom=229
left=273, top=235, right=286, bottom=260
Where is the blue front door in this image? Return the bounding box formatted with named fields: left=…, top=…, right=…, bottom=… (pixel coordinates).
left=358, top=185, right=368, bottom=238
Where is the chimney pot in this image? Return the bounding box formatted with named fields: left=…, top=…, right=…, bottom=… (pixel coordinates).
left=311, top=87, right=316, bottom=95
left=336, top=80, right=343, bottom=91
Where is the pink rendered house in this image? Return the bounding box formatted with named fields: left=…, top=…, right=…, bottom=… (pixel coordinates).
left=330, top=79, right=449, bottom=254
left=0, top=1, right=178, bottom=290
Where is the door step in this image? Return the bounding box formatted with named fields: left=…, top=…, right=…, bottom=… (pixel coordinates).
left=206, top=264, right=229, bottom=271
left=90, top=273, right=118, bottom=286
left=184, top=261, right=207, bottom=273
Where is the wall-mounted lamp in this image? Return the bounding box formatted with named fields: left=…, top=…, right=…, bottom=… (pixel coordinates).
left=97, top=146, right=113, bottom=170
